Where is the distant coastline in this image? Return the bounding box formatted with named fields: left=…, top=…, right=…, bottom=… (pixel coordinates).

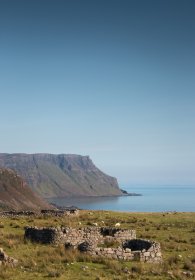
left=45, top=188, right=142, bottom=200
left=47, top=192, right=142, bottom=200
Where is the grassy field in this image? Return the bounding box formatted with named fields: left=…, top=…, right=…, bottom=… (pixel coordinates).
left=0, top=211, right=195, bottom=279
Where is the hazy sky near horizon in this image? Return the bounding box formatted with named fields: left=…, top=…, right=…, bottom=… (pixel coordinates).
left=0, top=0, right=195, bottom=186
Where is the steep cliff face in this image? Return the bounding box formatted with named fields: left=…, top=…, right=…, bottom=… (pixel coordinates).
left=0, top=168, right=51, bottom=210
left=0, top=153, right=122, bottom=198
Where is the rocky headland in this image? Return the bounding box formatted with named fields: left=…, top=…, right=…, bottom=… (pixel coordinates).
left=0, top=153, right=123, bottom=198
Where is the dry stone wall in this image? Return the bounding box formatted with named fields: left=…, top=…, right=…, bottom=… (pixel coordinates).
left=24, top=226, right=136, bottom=246
left=124, top=239, right=162, bottom=262
left=0, top=209, right=79, bottom=218
left=41, top=209, right=79, bottom=217
left=87, top=239, right=162, bottom=263
left=77, top=239, right=162, bottom=263
left=0, top=211, right=36, bottom=217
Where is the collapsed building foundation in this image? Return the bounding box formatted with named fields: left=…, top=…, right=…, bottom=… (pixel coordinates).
left=24, top=226, right=136, bottom=245
left=24, top=226, right=162, bottom=263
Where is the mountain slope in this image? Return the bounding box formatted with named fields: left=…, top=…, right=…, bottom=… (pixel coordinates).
left=0, top=153, right=122, bottom=198
left=0, top=168, right=51, bottom=210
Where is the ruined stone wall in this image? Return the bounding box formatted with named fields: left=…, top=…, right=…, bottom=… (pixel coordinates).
left=64, top=227, right=103, bottom=247
left=100, top=227, right=136, bottom=241
left=91, top=245, right=162, bottom=263
left=81, top=239, right=162, bottom=263
left=24, top=226, right=162, bottom=263
left=0, top=209, right=79, bottom=218
left=40, top=209, right=79, bottom=217
left=24, top=227, right=62, bottom=244
left=0, top=211, right=36, bottom=217
left=123, top=239, right=162, bottom=262
left=24, top=226, right=136, bottom=246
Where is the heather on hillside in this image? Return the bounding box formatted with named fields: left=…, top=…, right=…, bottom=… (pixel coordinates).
left=0, top=168, right=51, bottom=210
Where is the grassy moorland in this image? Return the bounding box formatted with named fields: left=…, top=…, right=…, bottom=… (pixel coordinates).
left=0, top=211, right=195, bottom=280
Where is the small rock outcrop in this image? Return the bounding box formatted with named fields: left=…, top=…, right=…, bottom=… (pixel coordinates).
left=78, top=241, right=95, bottom=252
left=0, top=248, right=18, bottom=266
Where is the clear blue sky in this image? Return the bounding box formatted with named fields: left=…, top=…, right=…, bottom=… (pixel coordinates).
left=0, top=0, right=195, bottom=186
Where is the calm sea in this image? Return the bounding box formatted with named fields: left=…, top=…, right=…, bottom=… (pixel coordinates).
left=48, top=186, right=195, bottom=212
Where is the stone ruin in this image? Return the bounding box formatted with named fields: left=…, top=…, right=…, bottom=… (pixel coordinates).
left=0, top=248, right=18, bottom=267
left=24, top=226, right=162, bottom=263
left=41, top=208, right=79, bottom=217
left=0, top=208, right=79, bottom=218
left=76, top=239, right=162, bottom=263
left=0, top=211, right=35, bottom=217
left=24, top=226, right=136, bottom=245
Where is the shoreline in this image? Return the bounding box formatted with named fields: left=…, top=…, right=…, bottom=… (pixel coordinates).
left=46, top=193, right=142, bottom=200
